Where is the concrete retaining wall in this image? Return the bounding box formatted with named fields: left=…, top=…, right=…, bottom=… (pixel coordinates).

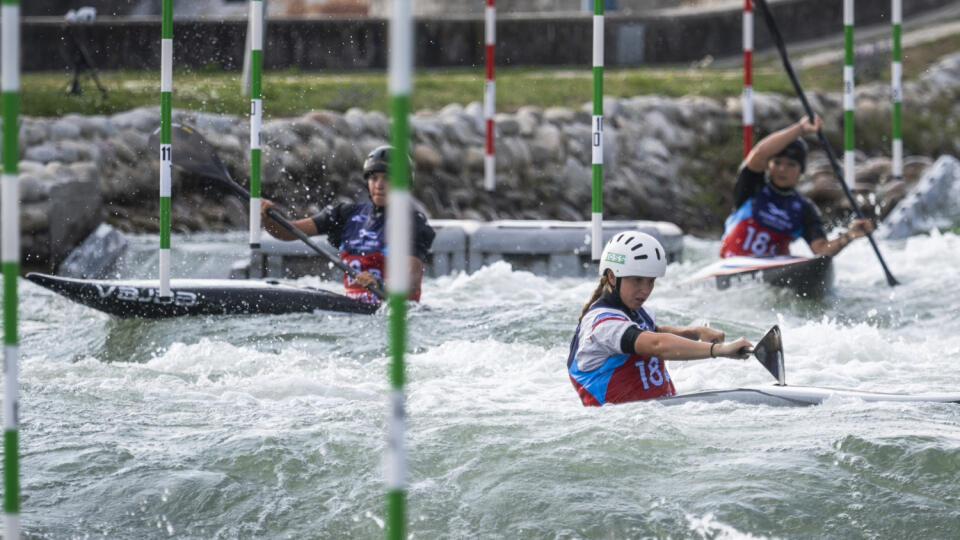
left=23, top=0, right=954, bottom=71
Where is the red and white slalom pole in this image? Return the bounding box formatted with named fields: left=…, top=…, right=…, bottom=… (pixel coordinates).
left=742, top=0, right=753, bottom=157
left=484, top=0, right=496, bottom=191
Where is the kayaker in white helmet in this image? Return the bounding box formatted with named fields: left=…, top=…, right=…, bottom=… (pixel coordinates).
left=568, top=232, right=752, bottom=406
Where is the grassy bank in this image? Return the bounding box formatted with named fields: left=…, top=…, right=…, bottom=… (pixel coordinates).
left=21, top=30, right=960, bottom=118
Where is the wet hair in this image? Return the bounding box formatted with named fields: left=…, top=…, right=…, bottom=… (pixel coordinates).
left=772, top=138, right=808, bottom=172
left=579, top=274, right=612, bottom=322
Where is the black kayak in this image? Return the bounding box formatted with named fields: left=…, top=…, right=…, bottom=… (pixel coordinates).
left=684, top=255, right=834, bottom=299
left=26, top=273, right=379, bottom=318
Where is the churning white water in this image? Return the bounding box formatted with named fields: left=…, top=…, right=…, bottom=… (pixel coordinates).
left=16, top=230, right=960, bottom=538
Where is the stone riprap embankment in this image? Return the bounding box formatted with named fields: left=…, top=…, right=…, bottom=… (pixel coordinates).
left=14, top=52, right=960, bottom=269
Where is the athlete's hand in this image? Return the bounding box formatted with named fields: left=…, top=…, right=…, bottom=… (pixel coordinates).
left=797, top=114, right=823, bottom=134
left=260, top=198, right=276, bottom=221
left=716, top=338, right=752, bottom=360
left=350, top=271, right=379, bottom=290
left=698, top=327, right=725, bottom=344
left=848, top=218, right=874, bottom=239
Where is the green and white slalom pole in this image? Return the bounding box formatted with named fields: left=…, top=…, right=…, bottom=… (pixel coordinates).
left=249, top=0, right=263, bottom=254
left=158, top=0, right=173, bottom=297
left=591, top=0, right=604, bottom=261
left=2, top=1, right=20, bottom=537
left=842, top=0, right=855, bottom=188
left=891, top=0, right=903, bottom=180
left=386, top=1, right=411, bottom=538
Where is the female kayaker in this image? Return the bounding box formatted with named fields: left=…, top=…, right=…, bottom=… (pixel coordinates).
left=260, top=145, right=436, bottom=304
left=720, top=114, right=874, bottom=258
left=568, top=232, right=752, bottom=406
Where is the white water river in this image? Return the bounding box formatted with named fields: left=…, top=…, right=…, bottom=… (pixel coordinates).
left=17, top=230, right=960, bottom=538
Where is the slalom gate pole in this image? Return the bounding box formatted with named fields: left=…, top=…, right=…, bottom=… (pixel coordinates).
left=843, top=0, right=855, bottom=188
left=742, top=0, right=753, bottom=157
left=483, top=0, right=495, bottom=191
left=891, top=0, right=903, bottom=180
left=386, top=1, right=411, bottom=538
left=2, top=1, right=20, bottom=537
left=159, top=0, right=173, bottom=297
left=591, top=0, right=604, bottom=261
left=249, top=0, right=263, bottom=254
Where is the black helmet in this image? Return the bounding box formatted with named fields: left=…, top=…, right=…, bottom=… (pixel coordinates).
left=362, top=144, right=415, bottom=183
left=773, top=138, right=808, bottom=172
left=362, top=145, right=392, bottom=179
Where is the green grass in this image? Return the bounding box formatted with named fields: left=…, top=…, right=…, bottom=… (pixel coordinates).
left=20, top=30, right=960, bottom=119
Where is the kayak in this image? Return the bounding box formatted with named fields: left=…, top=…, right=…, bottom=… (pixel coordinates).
left=684, top=255, right=834, bottom=298
left=659, top=385, right=960, bottom=406
left=658, top=385, right=960, bottom=407
left=26, top=272, right=379, bottom=318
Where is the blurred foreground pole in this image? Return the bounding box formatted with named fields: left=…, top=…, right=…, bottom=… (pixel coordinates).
left=843, top=0, right=855, bottom=188
left=2, top=0, right=21, bottom=537
left=891, top=0, right=903, bottom=180
left=742, top=0, right=753, bottom=156
left=158, top=0, right=172, bottom=297
left=249, top=0, right=263, bottom=259
left=386, top=0, right=412, bottom=538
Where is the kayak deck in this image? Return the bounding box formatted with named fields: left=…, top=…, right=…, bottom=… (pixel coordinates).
left=685, top=255, right=834, bottom=299
left=658, top=385, right=960, bottom=407
left=26, top=272, right=379, bottom=318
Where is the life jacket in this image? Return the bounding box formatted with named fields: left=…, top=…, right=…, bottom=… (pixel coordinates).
left=338, top=202, right=423, bottom=304
left=567, top=297, right=676, bottom=406
left=720, top=183, right=807, bottom=258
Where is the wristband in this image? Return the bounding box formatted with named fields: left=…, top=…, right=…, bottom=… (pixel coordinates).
left=710, top=343, right=716, bottom=358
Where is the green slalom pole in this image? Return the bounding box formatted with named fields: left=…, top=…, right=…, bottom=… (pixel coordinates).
left=843, top=0, right=855, bottom=188
left=591, top=0, right=604, bottom=261
left=891, top=0, right=902, bottom=180
left=249, top=0, right=263, bottom=254
left=159, top=0, right=172, bottom=297
left=2, top=1, right=21, bottom=537
left=385, top=1, right=411, bottom=538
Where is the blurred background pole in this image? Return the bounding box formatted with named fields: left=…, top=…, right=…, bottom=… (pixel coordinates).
left=385, top=0, right=411, bottom=538
left=843, top=0, right=855, bottom=188
left=2, top=0, right=21, bottom=537
left=591, top=0, right=604, bottom=261
left=483, top=0, right=495, bottom=191
left=243, top=0, right=268, bottom=95
left=159, top=0, right=172, bottom=297
left=891, top=0, right=903, bottom=180
left=249, top=0, right=263, bottom=262
left=742, top=0, right=753, bottom=157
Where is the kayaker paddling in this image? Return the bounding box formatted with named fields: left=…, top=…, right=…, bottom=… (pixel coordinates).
left=720, top=114, right=874, bottom=259
left=260, top=145, right=436, bottom=304
left=568, top=232, right=752, bottom=406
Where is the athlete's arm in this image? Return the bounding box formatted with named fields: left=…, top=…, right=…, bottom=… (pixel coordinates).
left=632, top=331, right=751, bottom=360
left=657, top=325, right=725, bottom=344
left=744, top=115, right=822, bottom=172
left=350, top=256, right=424, bottom=300
left=810, top=218, right=875, bottom=256
left=260, top=199, right=319, bottom=240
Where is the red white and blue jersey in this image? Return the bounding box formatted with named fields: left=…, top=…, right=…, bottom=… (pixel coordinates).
left=567, top=294, right=676, bottom=406
left=311, top=202, right=435, bottom=304
left=720, top=167, right=825, bottom=258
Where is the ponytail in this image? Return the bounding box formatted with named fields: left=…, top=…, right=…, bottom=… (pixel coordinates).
left=578, top=275, right=609, bottom=322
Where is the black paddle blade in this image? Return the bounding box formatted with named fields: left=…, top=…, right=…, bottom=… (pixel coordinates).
left=148, top=124, right=236, bottom=184
left=753, top=325, right=785, bottom=385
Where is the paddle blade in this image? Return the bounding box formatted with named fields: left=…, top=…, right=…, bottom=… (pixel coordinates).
left=148, top=124, right=234, bottom=183
left=753, top=325, right=785, bottom=385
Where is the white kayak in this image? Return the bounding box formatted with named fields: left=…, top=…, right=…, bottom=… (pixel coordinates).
left=658, top=385, right=960, bottom=407
left=684, top=254, right=834, bottom=298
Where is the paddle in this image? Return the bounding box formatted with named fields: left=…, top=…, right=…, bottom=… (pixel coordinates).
left=753, top=0, right=899, bottom=287
left=740, top=325, right=785, bottom=385
left=148, top=123, right=386, bottom=301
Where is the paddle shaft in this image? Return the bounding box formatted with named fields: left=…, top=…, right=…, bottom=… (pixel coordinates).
left=207, top=150, right=387, bottom=300
left=754, top=0, right=898, bottom=287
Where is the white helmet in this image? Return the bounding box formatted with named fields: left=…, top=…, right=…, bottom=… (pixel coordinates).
left=599, top=231, right=667, bottom=278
